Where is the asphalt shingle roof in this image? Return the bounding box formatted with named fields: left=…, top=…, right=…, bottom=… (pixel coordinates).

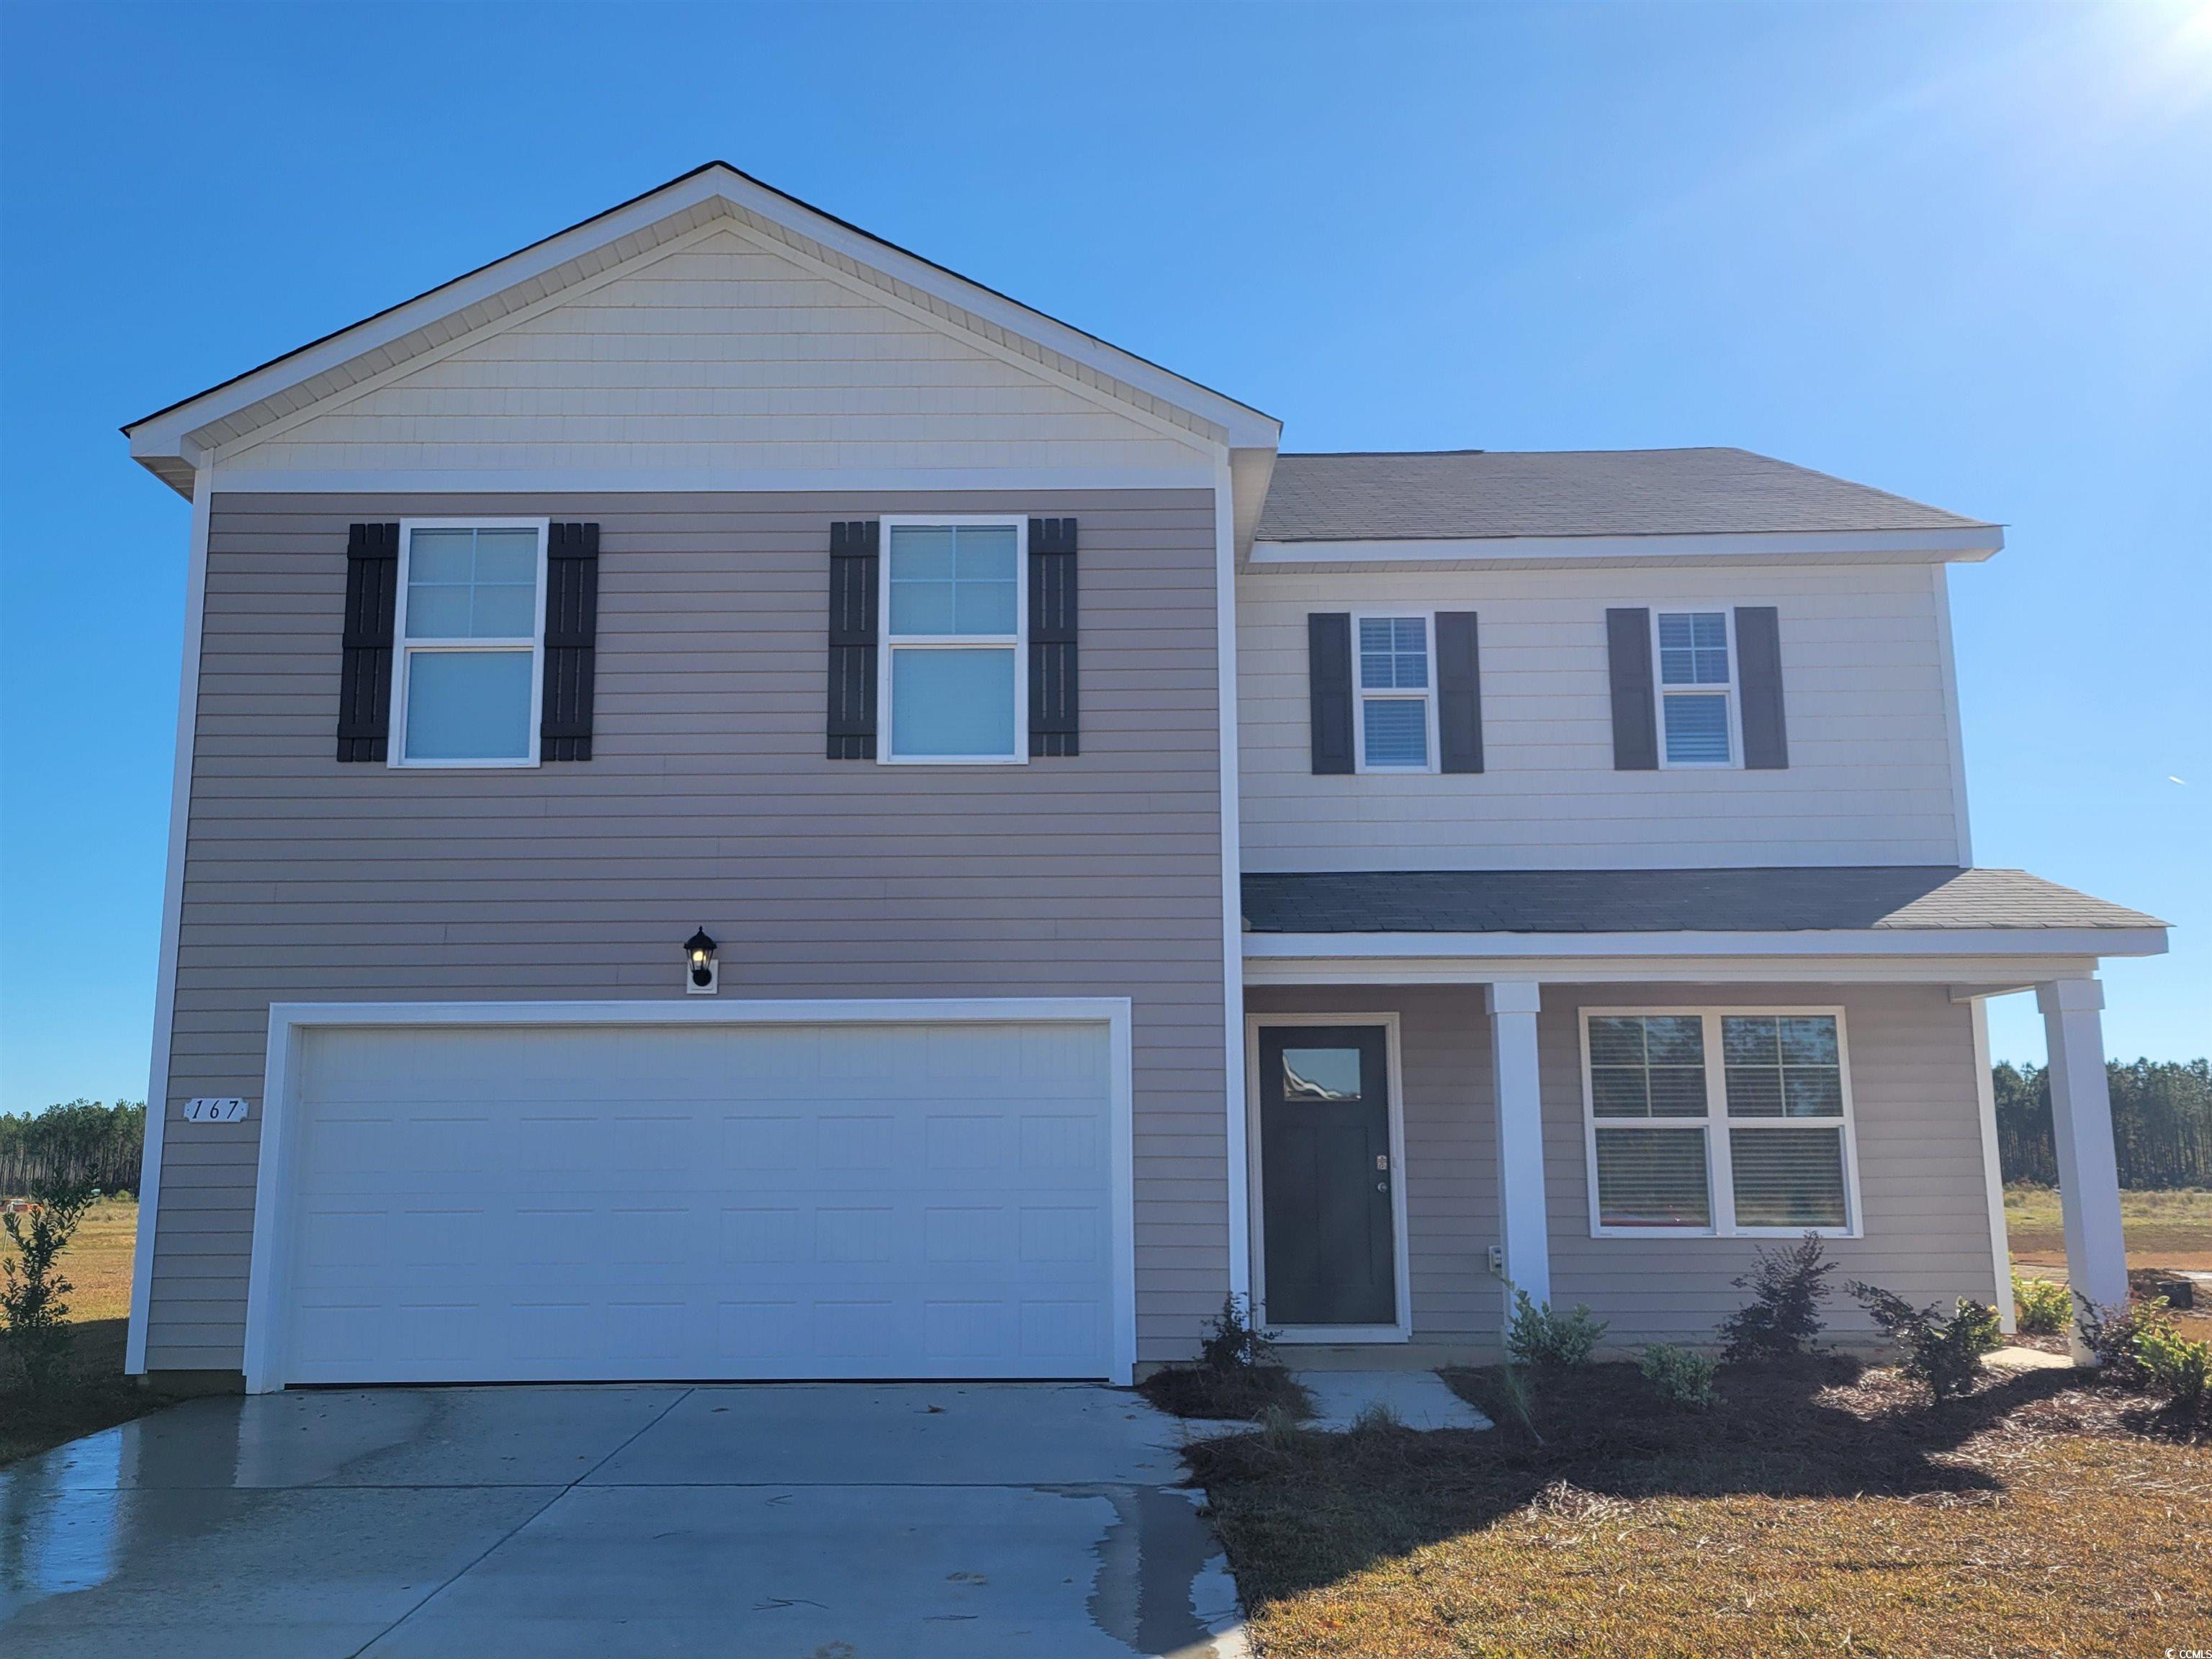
left=1240, top=867, right=2164, bottom=935
left=1253, top=449, right=1993, bottom=543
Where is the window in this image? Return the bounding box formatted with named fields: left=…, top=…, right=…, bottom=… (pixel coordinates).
left=1582, top=1008, right=1858, bottom=1236
left=392, top=521, right=547, bottom=767
left=1355, top=614, right=1435, bottom=771
left=880, top=519, right=1025, bottom=763
left=1654, top=610, right=1736, bottom=766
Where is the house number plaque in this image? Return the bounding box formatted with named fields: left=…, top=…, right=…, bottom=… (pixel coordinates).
left=182, top=1097, right=251, bottom=1124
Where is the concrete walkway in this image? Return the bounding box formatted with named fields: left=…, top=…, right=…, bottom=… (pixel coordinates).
left=1294, top=1369, right=1493, bottom=1431
left=0, top=1383, right=1247, bottom=1658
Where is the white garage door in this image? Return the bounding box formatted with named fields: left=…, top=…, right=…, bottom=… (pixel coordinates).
left=269, top=1018, right=1118, bottom=1385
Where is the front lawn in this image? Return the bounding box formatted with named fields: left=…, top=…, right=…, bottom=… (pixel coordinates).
left=1190, top=1358, right=2210, bottom=1658
left=1, top=1197, right=179, bottom=1465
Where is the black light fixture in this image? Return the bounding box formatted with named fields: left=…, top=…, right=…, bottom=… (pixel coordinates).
left=683, top=926, right=719, bottom=989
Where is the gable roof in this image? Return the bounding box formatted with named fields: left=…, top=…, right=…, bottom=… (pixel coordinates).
left=124, top=161, right=1280, bottom=496
left=1255, top=448, right=1995, bottom=544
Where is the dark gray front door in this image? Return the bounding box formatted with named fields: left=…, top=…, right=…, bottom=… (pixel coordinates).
left=1258, top=1025, right=1396, bottom=1326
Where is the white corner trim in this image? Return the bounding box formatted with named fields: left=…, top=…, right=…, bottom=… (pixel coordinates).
left=1215, top=458, right=1252, bottom=1306
left=241, top=996, right=1137, bottom=1394
left=1242, top=928, right=2170, bottom=961
left=127, top=469, right=212, bottom=1375
left=1930, top=563, right=1974, bottom=866
left=1248, top=526, right=2005, bottom=567
left=1244, top=1012, right=1413, bottom=1344
left=1966, top=995, right=2016, bottom=1332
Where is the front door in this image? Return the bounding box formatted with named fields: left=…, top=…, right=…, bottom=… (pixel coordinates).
left=1257, top=1025, right=1397, bottom=1327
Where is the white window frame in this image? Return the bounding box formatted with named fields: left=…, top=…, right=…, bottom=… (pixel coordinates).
left=389, top=518, right=550, bottom=770
left=1578, top=1004, right=1863, bottom=1240
left=1650, top=607, right=1743, bottom=770
left=876, top=515, right=1029, bottom=766
left=1350, top=608, right=1440, bottom=775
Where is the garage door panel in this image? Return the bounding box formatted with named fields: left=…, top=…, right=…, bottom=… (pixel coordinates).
left=276, top=1020, right=1117, bottom=1383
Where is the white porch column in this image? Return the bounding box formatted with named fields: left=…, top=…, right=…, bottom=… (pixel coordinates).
left=1487, top=981, right=1550, bottom=1321
left=2037, top=978, right=2129, bottom=1354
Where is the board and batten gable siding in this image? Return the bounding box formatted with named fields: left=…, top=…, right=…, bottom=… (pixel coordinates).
left=149, top=488, right=1226, bottom=1374
left=1237, top=562, right=1966, bottom=871
left=212, top=227, right=1214, bottom=489
left=1244, top=982, right=1999, bottom=1346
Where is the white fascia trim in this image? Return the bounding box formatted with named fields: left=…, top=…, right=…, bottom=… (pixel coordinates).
left=1249, top=526, right=2005, bottom=567
left=1243, top=927, right=2168, bottom=961
left=206, top=466, right=1221, bottom=496
left=1246, top=953, right=2111, bottom=987
left=127, top=468, right=212, bottom=1375
left=242, top=995, right=1137, bottom=1393
left=131, top=165, right=1279, bottom=464
left=1214, top=457, right=1251, bottom=1306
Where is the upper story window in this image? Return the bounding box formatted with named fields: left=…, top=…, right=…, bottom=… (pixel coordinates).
left=392, top=521, right=547, bottom=767
left=1355, top=614, right=1436, bottom=772
left=880, top=518, right=1026, bottom=763
left=1581, top=1008, right=1858, bottom=1238
left=1655, top=610, right=1737, bottom=766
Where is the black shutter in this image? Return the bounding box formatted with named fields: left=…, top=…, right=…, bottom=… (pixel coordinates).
left=1308, top=613, right=1354, bottom=775
left=1606, top=607, right=1658, bottom=770
left=1029, top=518, right=1079, bottom=756
left=827, top=520, right=879, bottom=760
left=336, top=522, right=399, bottom=762
left=1435, top=611, right=1484, bottom=774
left=540, top=523, right=600, bottom=762
left=1735, top=605, right=1789, bottom=770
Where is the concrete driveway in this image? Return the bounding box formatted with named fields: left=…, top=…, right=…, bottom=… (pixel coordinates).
left=1, top=1382, right=1246, bottom=1658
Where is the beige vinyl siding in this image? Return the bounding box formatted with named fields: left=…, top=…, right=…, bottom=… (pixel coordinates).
left=1237, top=562, right=1965, bottom=871
left=215, top=227, right=1213, bottom=488
left=1246, top=981, right=2000, bottom=1348
left=149, top=488, right=1227, bottom=1372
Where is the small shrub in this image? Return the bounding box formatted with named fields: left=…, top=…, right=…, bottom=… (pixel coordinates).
left=1849, top=1282, right=2003, bottom=1403
left=1487, top=1361, right=1545, bottom=1447
left=1198, top=1293, right=1277, bottom=1376
left=2080, top=1293, right=2211, bottom=1406
left=1, top=1174, right=102, bottom=1394
left=1717, top=1233, right=1835, bottom=1363
left=1638, top=1342, right=1718, bottom=1411
left=2012, top=1273, right=2071, bottom=1336
left=1506, top=1290, right=1607, bottom=1370
left=2075, top=1293, right=2157, bottom=1386
left=2136, top=1322, right=2211, bottom=1408
left=1257, top=1403, right=1305, bottom=1451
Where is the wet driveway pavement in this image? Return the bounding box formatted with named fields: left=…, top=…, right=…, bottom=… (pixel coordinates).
left=1, top=1382, right=1247, bottom=1657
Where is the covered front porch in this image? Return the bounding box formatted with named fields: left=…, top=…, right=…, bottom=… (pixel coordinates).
left=1234, top=867, right=2169, bottom=1364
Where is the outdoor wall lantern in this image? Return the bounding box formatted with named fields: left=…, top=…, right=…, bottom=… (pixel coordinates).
left=683, top=926, right=719, bottom=996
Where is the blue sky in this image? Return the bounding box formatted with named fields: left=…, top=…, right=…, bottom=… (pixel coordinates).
left=1, top=2, right=2206, bottom=1112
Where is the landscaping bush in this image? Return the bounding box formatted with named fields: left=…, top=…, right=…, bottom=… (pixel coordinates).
left=1638, top=1342, right=1718, bottom=1411
left=2136, top=1321, right=2211, bottom=1409
left=1138, top=1295, right=1311, bottom=1421
left=1198, top=1290, right=1277, bottom=1375
left=1717, top=1233, right=1835, bottom=1362
left=1506, top=1290, right=1606, bottom=1370
left=1849, top=1282, right=2003, bottom=1403
left=2013, top=1272, right=2072, bottom=1336
left=1, top=1174, right=102, bottom=1394
left=2078, top=1293, right=2212, bottom=1408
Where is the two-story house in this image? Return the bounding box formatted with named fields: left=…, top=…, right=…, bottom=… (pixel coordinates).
left=120, top=164, right=2165, bottom=1392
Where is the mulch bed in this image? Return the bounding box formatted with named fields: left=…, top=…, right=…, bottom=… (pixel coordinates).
left=1139, top=1362, right=1313, bottom=1421
left=1187, top=1355, right=2209, bottom=1658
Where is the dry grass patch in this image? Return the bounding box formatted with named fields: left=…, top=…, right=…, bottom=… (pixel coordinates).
left=1190, top=1358, right=2211, bottom=1658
